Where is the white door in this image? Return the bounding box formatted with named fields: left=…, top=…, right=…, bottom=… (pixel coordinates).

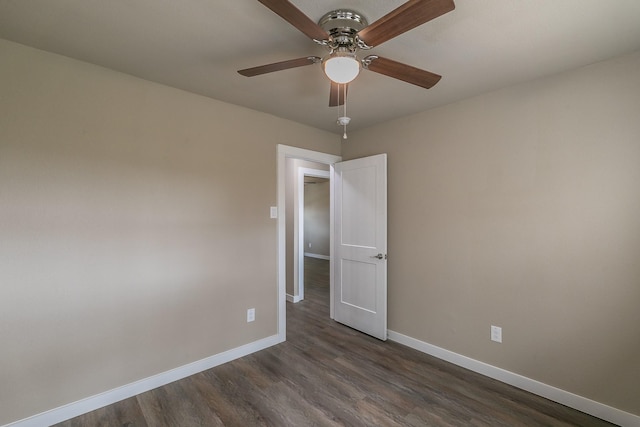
left=333, top=154, right=387, bottom=340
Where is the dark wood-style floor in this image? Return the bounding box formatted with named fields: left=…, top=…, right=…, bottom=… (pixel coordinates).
left=55, top=257, right=616, bottom=426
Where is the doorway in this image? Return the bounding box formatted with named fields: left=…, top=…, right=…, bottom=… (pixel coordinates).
left=277, top=146, right=388, bottom=342
left=297, top=168, right=330, bottom=302
left=276, top=145, right=341, bottom=341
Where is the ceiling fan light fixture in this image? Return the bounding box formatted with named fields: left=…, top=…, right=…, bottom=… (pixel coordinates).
left=323, top=51, right=360, bottom=84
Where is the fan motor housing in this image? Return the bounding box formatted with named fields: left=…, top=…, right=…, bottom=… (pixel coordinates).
left=319, top=10, right=368, bottom=45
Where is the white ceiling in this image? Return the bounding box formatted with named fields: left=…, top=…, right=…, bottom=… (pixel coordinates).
left=2, top=1, right=640, bottom=134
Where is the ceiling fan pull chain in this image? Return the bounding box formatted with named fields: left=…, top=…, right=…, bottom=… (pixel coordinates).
left=336, top=85, right=350, bottom=136
left=343, top=84, right=348, bottom=140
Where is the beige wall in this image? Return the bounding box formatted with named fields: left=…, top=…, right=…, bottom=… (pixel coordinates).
left=343, top=51, right=640, bottom=416
left=0, top=39, right=340, bottom=425
left=304, top=180, right=330, bottom=257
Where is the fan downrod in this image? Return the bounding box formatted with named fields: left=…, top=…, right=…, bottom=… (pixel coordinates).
left=317, top=10, right=369, bottom=50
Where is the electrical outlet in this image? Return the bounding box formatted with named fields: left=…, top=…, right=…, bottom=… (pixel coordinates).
left=308, top=243, right=312, bottom=248
left=247, top=308, right=255, bottom=323
left=491, top=325, right=502, bottom=343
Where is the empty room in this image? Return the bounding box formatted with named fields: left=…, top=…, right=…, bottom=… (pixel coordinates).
left=1, top=1, right=639, bottom=426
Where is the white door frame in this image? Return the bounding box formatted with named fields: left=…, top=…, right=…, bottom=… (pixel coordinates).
left=296, top=167, right=331, bottom=302
left=277, top=145, right=341, bottom=341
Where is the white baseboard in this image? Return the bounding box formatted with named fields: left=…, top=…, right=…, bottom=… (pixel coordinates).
left=5, top=334, right=283, bottom=427
left=387, top=330, right=639, bottom=427
left=304, top=253, right=330, bottom=260
left=286, top=293, right=302, bottom=303
left=10, top=330, right=636, bottom=427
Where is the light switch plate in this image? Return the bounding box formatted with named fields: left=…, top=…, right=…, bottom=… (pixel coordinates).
left=270, top=206, right=277, bottom=219
left=491, top=325, right=502, bottom=343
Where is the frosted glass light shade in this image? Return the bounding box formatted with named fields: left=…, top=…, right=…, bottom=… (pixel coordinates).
left=323, top=53, right=360, bottom=84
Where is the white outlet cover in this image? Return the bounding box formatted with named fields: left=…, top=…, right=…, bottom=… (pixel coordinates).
left=270, top=207, right=277, bottom=219
left=247, top=308, right=255, bottom=322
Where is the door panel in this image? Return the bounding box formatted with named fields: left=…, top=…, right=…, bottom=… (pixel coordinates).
left=341, top=166, right=377, bottom=247
left=341, top=259, right=377, bottom=312
left=334, top=154, right=387, bottom=340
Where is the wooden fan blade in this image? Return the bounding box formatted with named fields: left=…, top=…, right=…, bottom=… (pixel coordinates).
left=329, top=81, right=349, bottom=107
left=364, top=56, right=441, bottom=89
left=257, top=0, right=330, bottom=41
left=238, top=56, right=320, bottom=77
left=358, top=0, right=455, bottom=47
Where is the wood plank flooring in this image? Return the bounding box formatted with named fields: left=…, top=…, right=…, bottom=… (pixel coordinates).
left=54, top=257, right=616, bottom=426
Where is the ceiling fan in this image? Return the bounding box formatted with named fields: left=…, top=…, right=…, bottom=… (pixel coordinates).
left=238, top=0, right=456, bottom=108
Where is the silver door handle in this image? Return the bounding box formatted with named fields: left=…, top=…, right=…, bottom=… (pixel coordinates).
left=370, top=253, right=386, bottom=259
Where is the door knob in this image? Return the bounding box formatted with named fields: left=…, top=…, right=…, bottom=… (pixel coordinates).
left=370, top=253, right=386, bottom=259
